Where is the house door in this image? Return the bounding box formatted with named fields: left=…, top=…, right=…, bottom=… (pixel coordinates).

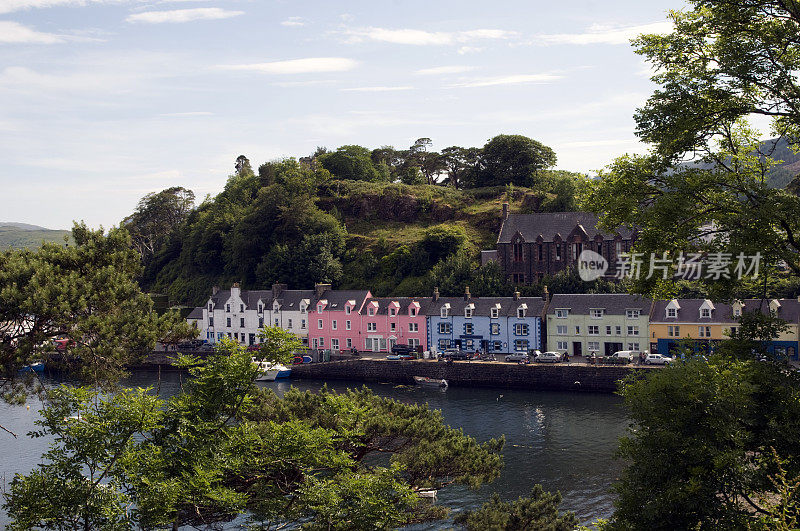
left=371, top=338, right=381, bottom=352
left=605, top=342, right=623, bottom=356
left=573, top=342, right=582, bottom=356
left=388, top=338, right=396, bottom=349
left=248, top=334, right=255, bottom=346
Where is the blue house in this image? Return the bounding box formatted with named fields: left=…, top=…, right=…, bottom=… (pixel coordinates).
left=425, top=288, right=545, bottom=354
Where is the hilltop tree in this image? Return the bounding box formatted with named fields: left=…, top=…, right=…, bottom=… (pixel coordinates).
left=122, top=186, right=195, bottom=263
left=441, top=146, right=481, bottom=189
left=408, top=137, right=446, bottom=185
left=319, top=145, right=384, bottom=182
left=476, top=135, right=557, bottom=188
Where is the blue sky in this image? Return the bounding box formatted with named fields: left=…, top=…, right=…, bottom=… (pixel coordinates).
left=0, top=0, right=689, bottom=229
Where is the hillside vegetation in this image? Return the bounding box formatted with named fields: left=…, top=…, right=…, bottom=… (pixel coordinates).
left=0, top=223, right=71, bottom=250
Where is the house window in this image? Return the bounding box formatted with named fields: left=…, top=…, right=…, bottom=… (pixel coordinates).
left=318, top=319, right=323, bottom=329
left=492, top=341, right=502, bottom=351
left=514, top=339, right=529, bottom=351
left=572, top=242, right=583, bottom=260
left=627, top=342, right=640, bottom=351
left=733, top=308, right=741, bottom=317
left=701, top=308, right=711, bottom=318
left=318, top=305, right=324, bottom=313
left=465, top=308, right=473, bottom=318
left=699, top=326, right=711, bottom=337
left=409, top=323, right=418, bottom=332
left=226, top=304, right=231, bottom=313
left=209, top=317, right=214, bottom=326
left=368, top=307, right=375, bottom=316
left=410, top=307, right=417, bottom=316
left=440, top=307, right=449, bottom=318
left=332, top=320, right=337, bottom=330
left=668, top=325, right=681, bottom=337
left=301, top=319, right=306, bottom=329
left=389, top=308, right=396, bottom=317
left=331, top=338, right=339, bottom=350
left=555, top=245, right=561, bottom=260
left=258, top=305, right=263, bottom=314
left=288, top=319, right=292, bottom=328
left=408, top=338, right=420, bottom=348
left=513, top=243, right=524, bottom=262
left=517, top=307, right=525, bottom=318
left=556, top=340, right=568, bottom=350
left=439, top=339, right=449, bottom=350
left=626, top=309, right=640, bottom=319
left=667, top=308, right=677, bottom=318
left=556, top=309, right=569, bottom=318
left=464, top=323, right=474, bottom=334
left=556, top=325, right=567, bottom=335
left=588, top=325, right=599, bottom=335
left=728, top=326, right=738, bottom=336
left=514, top=324, right=529, bottom=336
left=439, top=322, right=451, bottom=334
left=240, top=304, right=244, bottom=312
left=319, top=338, right=324, bottom=347
left=346, top=338, right=352, bottom=348
left=346, top=320, right=351, bottom=330
left=538, top=244, right=543, bottom=261
left=575, top=326, right=581, bottom=334
left=615, top=326, right=621, bottom=335
left=588, top=341, right=600, bottom=352
left=208, top=303, right=213, bottom=312
left=511, top=273, right=525, bottom=284
left=274, top=318, right=279, bottom=327
left=491, top=308, right=499, bottom=319
left=590, top=309, right=604, bottom=319
left=491, top=323, right=500, bottom=335
left=346, top=306, right=351, bottom=315
left=627, top=326, right=639, bottom=336
left=367, top=322, right=377, bottom=332
left=226, top=317, right=231, bottom=327
left=240, top=318, right=245, bottom=328
left=605, top=325, right=612, bottom=335
left=615, top=241, right=622, bottom=257
left=390, top=322, right=396, bottom=332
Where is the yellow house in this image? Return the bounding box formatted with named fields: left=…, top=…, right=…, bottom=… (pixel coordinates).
left=649, top=298, right=800, bottom=360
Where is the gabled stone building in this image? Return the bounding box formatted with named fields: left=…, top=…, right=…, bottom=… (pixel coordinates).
left=495, top=204, right=636, bottom=284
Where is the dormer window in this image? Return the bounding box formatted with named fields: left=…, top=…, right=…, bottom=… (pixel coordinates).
left=733, top=308, right=741, bottom=317
left=317, top=304, right=324, bottom=313
left=368, top=307, right=375, bottom=316
left=667, top=308, right=676, bottom=318
left=389, top=308, right=396, bottom=317
left=626, top=309, right=640, bottom=319
left=410, top=307, right=417, bottom=317
left=239, top=304, right=244, bottom=312
left=208, top=303, right=213, bottom=312
left=555, top=309, right=569, bottom=318
left=258, top=304, right=263, bottom=314
left=491, top=308, right=499, bottom=319
left=517, top=307, right=526, bottom=318
left=590, top=309, right=604, bottom=319
left=346, top=306, right=351, bottom=315
left=226, top=304, right=231, bottom=313
left=701, top=308, right=710, bottom=318
left=465, top=303, right=474, bottom=318
left=441, top=304, right=450, bottom=318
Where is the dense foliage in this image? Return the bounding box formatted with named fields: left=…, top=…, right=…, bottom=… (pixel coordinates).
left=454, top=485, right=578, bottom=531
left=3, top=336, right=506, bottom=529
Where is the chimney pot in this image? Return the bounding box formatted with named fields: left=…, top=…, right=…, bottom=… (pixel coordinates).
left=433, top=287, right=440, bottom=302
left=502, top=202, right=509, bottom=220
left=315, top=283, right=332, bottom=299
left=514, top=290, right=520, bottom=301
left=212, top=286, right=220, bottom=295
left=464, top=286, right=471, bottom=300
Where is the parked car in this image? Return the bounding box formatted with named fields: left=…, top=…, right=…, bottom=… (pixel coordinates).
left=440, top=349, right=470, bottom=361
left=391, top=344, right=417, bottom=356
left=386, top=353, right=415, bottom=361
left=504, top=352, right=530, bottom=363
left=535, top=351, right=563, bottom=363
left=610, top=350, right=635, bottom=362
left=197, top=343, right=215, bottom=352
left=644, top=353, right=673, bottom=365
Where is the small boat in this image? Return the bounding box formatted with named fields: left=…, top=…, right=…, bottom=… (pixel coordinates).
left=19, top=361, right=44, bottom=373
left=253, top=358, right=291, bottom=381
left=413, top=376, right=448, bottom=389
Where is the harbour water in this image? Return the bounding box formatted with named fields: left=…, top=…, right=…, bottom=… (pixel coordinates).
left=0, top=370, right=630, bottom=527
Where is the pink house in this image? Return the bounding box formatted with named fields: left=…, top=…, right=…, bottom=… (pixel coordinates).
left=308, top=288, right=371, bottom=353
left=359, top=297, right=430, bottom=352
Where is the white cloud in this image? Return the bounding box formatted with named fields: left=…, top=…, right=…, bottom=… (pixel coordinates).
left=219, top=57, right=358, bottom=75
left=534, top=21, right=673, bottom=46
left=414, top=65, right=475, bottom=75
left=0, top=21, right=63, bottom=43
left=340, top=86, right=413, bottom=92
left=127, top=7, right=243, bottom=24
left=341, top=27, right=517, bottom=46
left=158, top=111, right=213, bottom=117
left=281, top=16, right=306, bottom=27
left=450, top=73, right=563, bottom=88
left=0, top=0, right=122, bottom=14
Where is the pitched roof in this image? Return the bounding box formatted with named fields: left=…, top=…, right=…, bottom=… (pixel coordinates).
left=363, top=297, right=433, bottom=315
left=425, top=296, right=545, bottom=317
left=497, top=212, right=635, bottom=243
left=547, top=293, right=651, bottom=315
left=209, top=289, right=231, bottom=306
left=651, top=298, right=800, bottom=323
left=316, top=290, right=371, bottom=312
left=273, top=290, right=314, bottom=310
left=187, top=307, right=204, bottom=319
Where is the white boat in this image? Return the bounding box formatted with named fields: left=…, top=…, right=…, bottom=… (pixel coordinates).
left=252, top=359, right=292, bottom=381
left=413, top=376, right=448, bottom=389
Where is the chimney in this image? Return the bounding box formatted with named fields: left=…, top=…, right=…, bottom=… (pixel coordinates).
left=464, top=286, right=471, bottom=300
left=231, top=282, right=241, bottom=298
left=272, top=283, right=287, bottom=299
left=513, top=290, right=520, bottom=301
left=212, top=285, right=220, bottom=295
left=315, top=283, right=332, bottom=299
left=502, top=202, right=509, bottom=220
left=433, top=287, right=440, bottom=302
left=543, top=285, right=549, bottom=302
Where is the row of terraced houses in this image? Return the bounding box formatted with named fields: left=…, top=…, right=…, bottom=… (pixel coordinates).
left=187, top=284, right=800, bottom=360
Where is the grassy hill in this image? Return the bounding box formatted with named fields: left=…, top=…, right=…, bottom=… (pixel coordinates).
left=0, top=223, right=71, bottom=250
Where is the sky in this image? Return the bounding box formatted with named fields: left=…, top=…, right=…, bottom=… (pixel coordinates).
left=0, top=0, right=691, bottom=229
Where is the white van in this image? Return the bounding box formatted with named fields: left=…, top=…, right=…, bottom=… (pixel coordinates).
left=610, top=350, right=635, bottom=361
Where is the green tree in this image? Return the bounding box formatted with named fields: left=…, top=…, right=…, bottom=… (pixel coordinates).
left=408, top=137, right=446, bottom=185
left=441, top=145, right=481, bottom=189
left=319, top=145, right=383, bottom=182
left=454, top=485, right=578, bottom=531
left=121, top=186, right=195, bottom=263
left=0, top=223, right=193, bottom=405
left=477, top=135, right=557, bottom=188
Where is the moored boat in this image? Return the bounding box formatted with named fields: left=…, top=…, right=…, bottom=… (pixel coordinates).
left=413, top=376, right=448, bottom=389
left=253, top=358, right=291, bottom=381
left=19, top=361, right=45, bottom=373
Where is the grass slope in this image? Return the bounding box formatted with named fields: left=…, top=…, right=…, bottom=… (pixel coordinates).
left=0, top=224, right=71, bottom=250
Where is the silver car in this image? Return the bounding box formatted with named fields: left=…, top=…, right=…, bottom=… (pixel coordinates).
left=535, top=351, right=562, bottom=363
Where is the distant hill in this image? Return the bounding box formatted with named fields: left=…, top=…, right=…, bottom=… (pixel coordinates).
left=0, top=223, right=71, bottom=250
left=762, top=137, right=800, bottom=188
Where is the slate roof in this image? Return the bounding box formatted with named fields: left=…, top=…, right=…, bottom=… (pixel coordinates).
left=273, top=290, right=315, bottom=311
left=209, top=289, right=231, bottom=306
left=187, top=307, right=204, bottom=319
left=363, top=297, right=433, bottom=315
left=651, top=298, right=800, bottom=323
left=243, top=290, right=273, bottom=309
left=497, top=212, right=635, bottom=243
left=316, top=290, right=371, bottom=312
left=547, top=293, right=651, bottom=315
left=425, top=296, right=546, bottom=317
